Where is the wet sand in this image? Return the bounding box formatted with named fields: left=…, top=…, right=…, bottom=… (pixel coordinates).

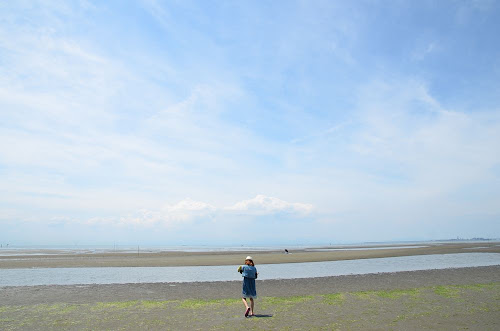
left=1, top=242, right=499, bottom=269
left=2, top=265, right=499, bottom=306
left=1, top=267, right=499, bottom=330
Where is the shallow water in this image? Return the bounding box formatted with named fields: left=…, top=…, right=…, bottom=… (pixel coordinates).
left=0, top=253, right=498, bottom=287
left=305, top=245, right=428, bottom=251
left=0, top=245, right=297, bottom=256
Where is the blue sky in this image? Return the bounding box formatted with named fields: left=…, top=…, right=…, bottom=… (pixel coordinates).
left=1, top=0, right=499, bottom=245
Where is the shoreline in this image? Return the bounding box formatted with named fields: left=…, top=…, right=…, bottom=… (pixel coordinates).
left=2, top=265, right=499, bottom=306
left=1, top=242, right=499, bottom=269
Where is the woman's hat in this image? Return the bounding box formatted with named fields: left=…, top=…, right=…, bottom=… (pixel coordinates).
left=245, top=256, right=253, bottom=261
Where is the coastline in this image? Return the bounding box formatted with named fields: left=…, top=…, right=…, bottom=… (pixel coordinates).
left=2, top=265, right=499, bottom=306
left=2, top=260, right=499, bottom=330
left=1, top=242, right=499, bottom=269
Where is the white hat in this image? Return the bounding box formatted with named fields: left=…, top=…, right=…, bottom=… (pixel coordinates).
left=245, top=256, right=253, bottom=260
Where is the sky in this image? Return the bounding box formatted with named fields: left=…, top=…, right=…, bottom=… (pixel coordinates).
left=1, top=0, right=500, bottom=246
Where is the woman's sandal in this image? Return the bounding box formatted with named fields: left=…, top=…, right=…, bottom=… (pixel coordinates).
left=244, top=307, right=250, bottom=317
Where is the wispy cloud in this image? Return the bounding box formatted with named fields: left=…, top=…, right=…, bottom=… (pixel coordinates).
left=412, top=41, right=439, bottom=61
left=1, top=1, right=499, bottom=244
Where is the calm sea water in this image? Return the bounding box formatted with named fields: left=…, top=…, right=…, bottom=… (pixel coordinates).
left=0, top=253, right=498, bottom=287
left=305, top=245, right=428, bottom=251
left=0, top=245, right=304, bottom=256
left=1, top=241, right=485, bottom=256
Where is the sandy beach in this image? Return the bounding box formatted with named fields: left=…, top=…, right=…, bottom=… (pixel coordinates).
left=1, top=266, right=499, bottom=330
left=1, top=242, right=499, bottom=269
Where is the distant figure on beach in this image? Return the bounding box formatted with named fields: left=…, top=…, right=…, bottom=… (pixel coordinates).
left=284, top=249, right=289, bottom=254
left=237, top=256, right=258, bottom=317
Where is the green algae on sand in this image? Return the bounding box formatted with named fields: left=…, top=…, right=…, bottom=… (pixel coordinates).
left=1, top=282, right=499, bottom=330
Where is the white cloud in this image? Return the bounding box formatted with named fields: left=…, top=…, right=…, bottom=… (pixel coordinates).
left=83, top=195, right=314, bottom=227
left=351, top=79, right=500, bottom=188
left=166, top=198, right=216, bottom=213
left=226, top=195, right=313, bottom=215
left=85, top=198, right=216, bottom=228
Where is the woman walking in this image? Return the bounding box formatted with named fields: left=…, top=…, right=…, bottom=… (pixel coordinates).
left=238, top=256, right=258, bottom=317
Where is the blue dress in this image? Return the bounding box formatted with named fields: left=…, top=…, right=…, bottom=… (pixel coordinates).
left=240, top=265, right=257, bottom=299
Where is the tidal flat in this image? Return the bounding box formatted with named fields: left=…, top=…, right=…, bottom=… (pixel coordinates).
left=1, top=266, right=499, bottom=330
left=1, top=242, right=499, bottom=269
left=1, top=243, right=499, bottom=329
left=1, top=281, right=498, bottom=330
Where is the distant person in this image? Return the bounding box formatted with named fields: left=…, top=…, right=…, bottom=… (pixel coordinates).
left=284, top=249, right=289, bottom=254
left=237, top=256, right=258, bottom=317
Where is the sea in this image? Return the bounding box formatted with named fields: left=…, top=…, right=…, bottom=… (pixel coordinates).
left=0, top=241, right=499, bottom=287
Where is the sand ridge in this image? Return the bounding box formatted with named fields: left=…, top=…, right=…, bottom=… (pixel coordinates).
left=0, top=242, right=499, bottom=269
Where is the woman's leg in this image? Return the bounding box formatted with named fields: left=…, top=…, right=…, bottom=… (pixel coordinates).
left=250, top=298, right=254, bottom=315
left=242, top=298, right=250, bottom=316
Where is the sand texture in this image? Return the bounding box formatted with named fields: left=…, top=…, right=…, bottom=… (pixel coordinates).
left=1, top=242, right=499, bottom=269
left=1, top=267, right=499, bottom=330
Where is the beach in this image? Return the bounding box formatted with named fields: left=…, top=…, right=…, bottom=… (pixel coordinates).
left=2, top=265, right=499, bottom=305
left=1, top=242, right=499, bottom=269
left=1, top=266, right=499, bottom=330
left=1, top=242, right=499, bottom=329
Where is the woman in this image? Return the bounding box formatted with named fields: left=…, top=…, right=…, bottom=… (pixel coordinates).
left=238, top=256, right=258, bottom=317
